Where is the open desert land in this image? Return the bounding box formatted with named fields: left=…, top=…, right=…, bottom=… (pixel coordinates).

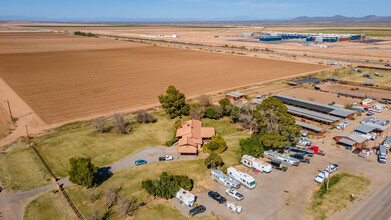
left=0, top=105, right=11, bottom=139
left=0, top=31, right=329, bottom=124
left=17, top=23, right=391, bottom=65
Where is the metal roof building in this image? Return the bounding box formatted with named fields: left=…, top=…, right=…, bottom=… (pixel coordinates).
left=274, top=95, right=354, bottom=118
left=295, top=121, right=324, bottom=133
left=286, top=105, right=341, bottom=124
left=355, top=123, right=388, bottom=134
left=354, top=124, right=376, bottom=134
left=335, top=132, right=368, bottom=147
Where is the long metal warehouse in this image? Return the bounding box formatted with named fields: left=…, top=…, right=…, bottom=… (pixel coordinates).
left=274, top=95, right=354, bottom=118
left=295, top=121, right=324, bottom=133
left=286, top=105, right=341, bottom=124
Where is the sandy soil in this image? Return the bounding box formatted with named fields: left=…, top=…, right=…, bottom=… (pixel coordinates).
left=27, top=24, right=391, bottom=65
left=0, top=104, right=11, bottom=139
left=320, top=82, right=391, bottom=99
left=0, top=32, right=328, bottom=124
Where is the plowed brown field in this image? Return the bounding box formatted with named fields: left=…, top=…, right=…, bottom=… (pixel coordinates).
left=0, top=32, right=329, bottom=124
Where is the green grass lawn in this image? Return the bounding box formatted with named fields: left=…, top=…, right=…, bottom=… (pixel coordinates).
left=34, top=113, right=176, bottom=177
left=51, top=160, right=210, bottom=219
left=307, top=172, right=371, bottom=220
left=24, top=190, right=77, bottom=220
left=23, top=115, right=246, bottom=219
left=317, top=67, right=391, bottom=87
left=0, top=148, right=52, bottom=191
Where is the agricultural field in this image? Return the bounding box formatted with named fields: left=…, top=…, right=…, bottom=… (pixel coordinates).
left=0, top=32, right=328, bottom=124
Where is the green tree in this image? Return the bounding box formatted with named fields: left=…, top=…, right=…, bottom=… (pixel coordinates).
left=204, top=152, right=224, bottom=169
left=141, top=172, right=193, bottom=199
left=158, top=86, right=188, bottom=118
left=219, top=98, right=232, bottom=116
left=240, top=136, right=264, bottom=157
left=204, top=107, right=221, bottom=119
left=69, top=157, right=97, bottom=187
left=252, top=98, right=300, bottom=149
left=205, top=135, right=227, bottom=153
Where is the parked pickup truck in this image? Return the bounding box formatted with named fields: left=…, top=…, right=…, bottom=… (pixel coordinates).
left=159, top=155, right=174, bottom=161
left=308, top=146, right=325, bottom=156
left=267, top=160, right=288, bottom=172
left=290, top=153, right=310, bottom=164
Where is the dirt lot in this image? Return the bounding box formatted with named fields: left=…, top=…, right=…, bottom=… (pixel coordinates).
left=320, top=82, right=391, bottom=100
left=280, top=88, right=361, bottom=106
left=0, top=32, right=328, bottom=124
left=22, top=23, right=391, bottom=65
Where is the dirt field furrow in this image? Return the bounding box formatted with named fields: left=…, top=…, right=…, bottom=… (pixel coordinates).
left=0, top=32, right=329, bottom=124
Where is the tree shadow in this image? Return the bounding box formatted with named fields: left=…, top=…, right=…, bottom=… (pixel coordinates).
left=94, top=166, right=113, bottom=187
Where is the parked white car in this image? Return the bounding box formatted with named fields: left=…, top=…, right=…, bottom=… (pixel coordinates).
left=325, top=164, right=339, bottom=173
left=314, top=171, right=329, bottom=183
left=297, top=138, right=312, bottom=146
left=225, top=189, right=244, bottom=201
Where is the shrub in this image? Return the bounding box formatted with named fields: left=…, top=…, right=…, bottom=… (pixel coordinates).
left=204, top=152, right=224, bottom=169
left=142, top=172, right=193, bottom=199
left=135, top=110, right=156, bottom=123
left=204, top=107, right=221, bottom=119
left=205, top=135, right=227, bottom=153
left=165, top=137, right=179, bottom=146
left=240, top=136, right=264, bottom=158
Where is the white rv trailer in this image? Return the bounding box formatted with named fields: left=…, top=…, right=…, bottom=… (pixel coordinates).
left=176, top=188, right=196, bottom=207
left=211, top=170, right=240, bottom=188
left=241, top=155, right=272, bottom=173
left=227, top=167, right=256, bottom=189
left=264, top=150, right=300, bottom=166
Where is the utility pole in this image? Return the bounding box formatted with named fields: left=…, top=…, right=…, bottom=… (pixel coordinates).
left=326, top=162, right=331, bottom=191
left=4, top=100, right=13, bottom=122
left=25, top=125, right=30, bottom=147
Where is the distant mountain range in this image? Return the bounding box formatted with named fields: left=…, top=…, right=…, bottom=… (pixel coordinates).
left=289, top=15, right=391, bottom=22
left=1, top=15, right=391, bottom=23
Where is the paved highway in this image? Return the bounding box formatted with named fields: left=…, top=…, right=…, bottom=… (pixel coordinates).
left=347, top=179, right=391, bottom=220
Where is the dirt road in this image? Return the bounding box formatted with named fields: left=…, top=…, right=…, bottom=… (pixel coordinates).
left=346, top=179, right=391, bottom=220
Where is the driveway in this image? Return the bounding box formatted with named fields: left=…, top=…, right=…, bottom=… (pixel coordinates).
left=0, top=145, right=196, bottom=220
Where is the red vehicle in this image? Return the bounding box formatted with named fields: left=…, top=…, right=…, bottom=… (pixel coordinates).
left=308, top=146, right=326, bottom=156
left=385, top=64, right=390, bottom=67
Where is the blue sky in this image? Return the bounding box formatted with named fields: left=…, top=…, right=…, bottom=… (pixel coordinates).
left=0, top=0, right=389, bottom=20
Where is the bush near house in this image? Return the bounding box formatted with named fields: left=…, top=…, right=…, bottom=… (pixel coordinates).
left=205, top=135, right=227, bottom=153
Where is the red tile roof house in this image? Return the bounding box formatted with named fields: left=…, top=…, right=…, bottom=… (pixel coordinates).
left=176, top=120, right=215, bottom=154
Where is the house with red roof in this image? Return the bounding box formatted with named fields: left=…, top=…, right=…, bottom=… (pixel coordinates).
left=176, top=119, right=215, bottom=154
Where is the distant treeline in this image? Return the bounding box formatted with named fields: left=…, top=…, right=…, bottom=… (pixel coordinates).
left=73, top=31, right=96, bottom=37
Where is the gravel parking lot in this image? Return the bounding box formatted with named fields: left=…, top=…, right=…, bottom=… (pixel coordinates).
left=172, top=109, right=391, bottom=219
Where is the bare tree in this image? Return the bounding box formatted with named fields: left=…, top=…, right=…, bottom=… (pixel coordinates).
left=135, top=110, right=155, bottom=123
left=91, top=116, right=108, bottom=133
left=198, top=95, right=212, bottom=108
left=189, top=107, right=205, bottom=120
left=238, top=113, right=257, bottom=133
left=112, top=113, right=130, bottom=134
left=118, top=195, right=138, bottom=217
left=103, top=186, right=120, bottom=210
left=85, top=189, right=100, bottom=204
left=90, top=207, right=100, bottom=220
